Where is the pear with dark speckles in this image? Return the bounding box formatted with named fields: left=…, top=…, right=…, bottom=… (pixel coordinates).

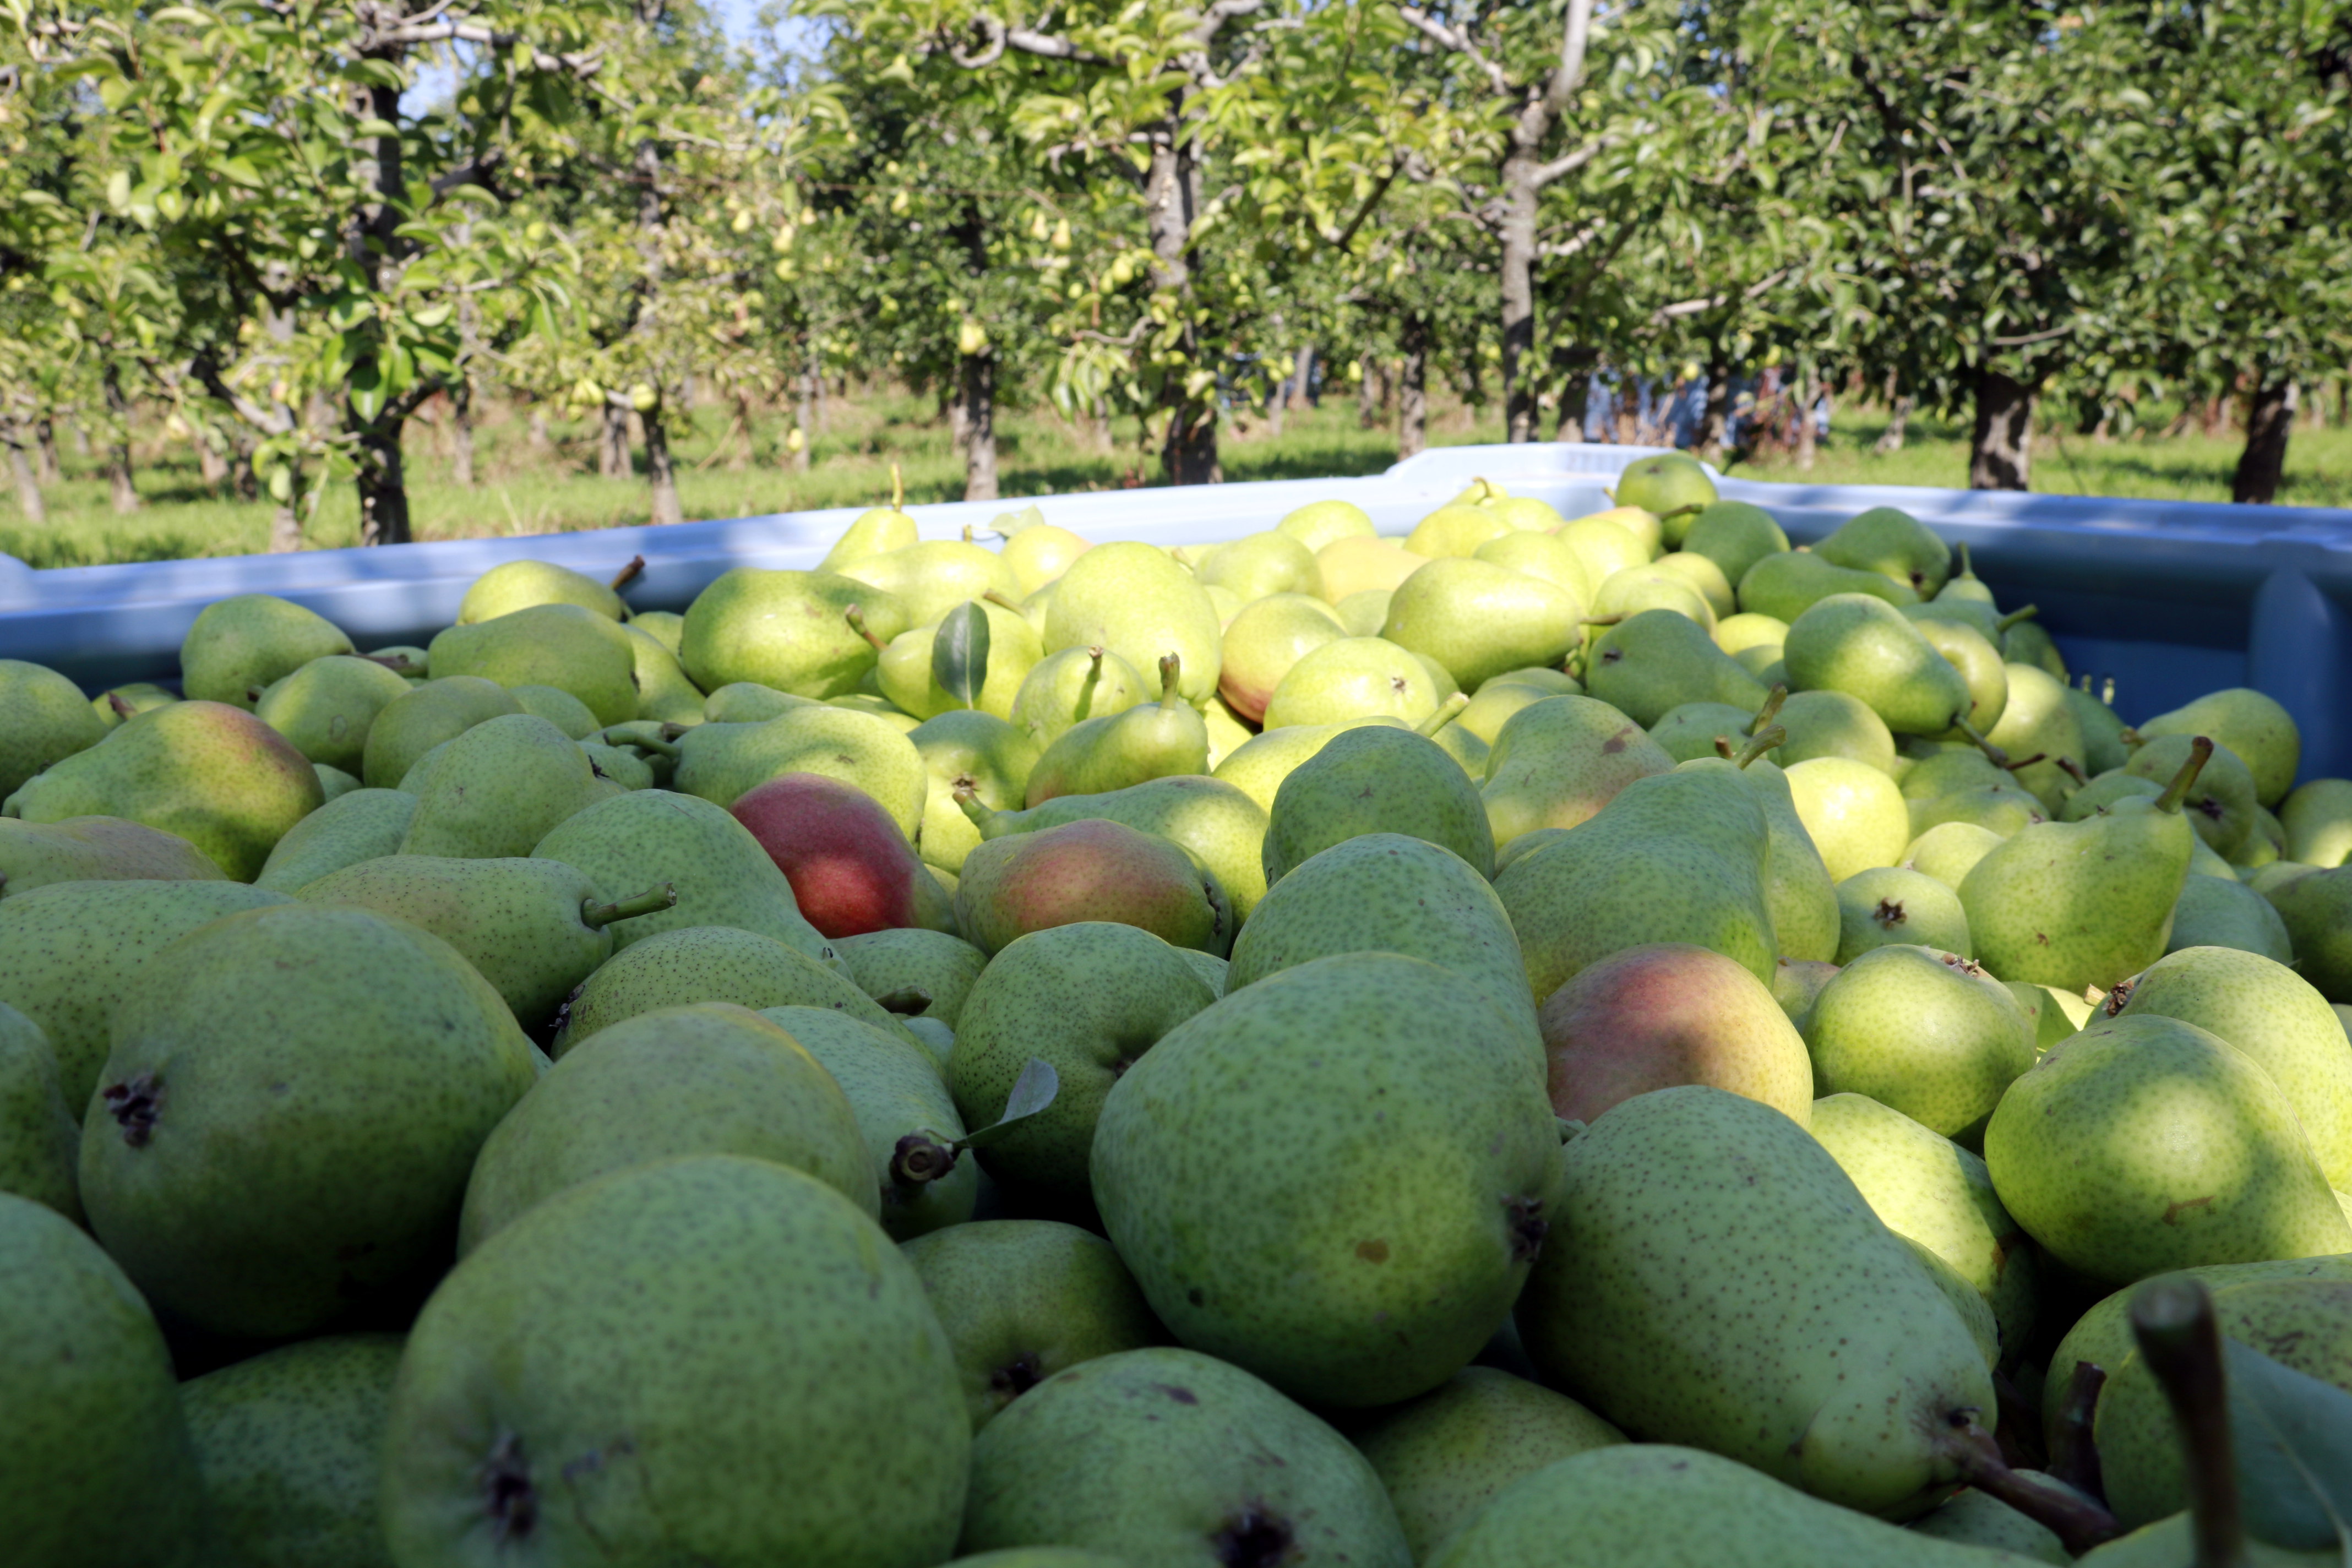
left=551, top=924, right=912, bottom=1057
left=1517, top=1085, right=1997, bottom=1516
left=1095, top=952, right=1561, bottom=1408
left=959, top=1346, right=1408, bottom=1566
left=833, top=927, right=990, bottom=1026
left=183, top=1333, right=404, bottom=1568
left=1263, top=726, right=1494, bottom=883
left=901, top=1219, right=1163, bottom=1431
left=761, top=1005, right=975, bottom=1239
left=253, top=787, right=415, bottom=893
left=0, top=1002, right=79, bottom=1223
left=1801, top=945, right=2033, bottom=1144
left=383, top=1155, right=969, bottom=1568
left=398, top=714, right=622, bottom=860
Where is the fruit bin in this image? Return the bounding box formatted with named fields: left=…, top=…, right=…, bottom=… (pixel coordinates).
left=7, top=442, right=2352, bottom=775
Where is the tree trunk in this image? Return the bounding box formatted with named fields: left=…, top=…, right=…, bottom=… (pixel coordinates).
left=1697, top=358, right=1730, bottom=456
left=102, top=364, right=139, bottom=514
left=197, top=431, right=228, bottom=487
left=1266, top=372, right=1287, bottom=441
left=945, top=378, right=970, bottom=451
left=268, top=472, right=304, bottom=552
left=728, top=388, right=753, bottom=470
left=2233, top=379, right=2297, bottom=505
left=1794, top=359, right=1817, bottom=471
left=1145, top=111, right=1218, bottom=485
left=1092, top=399, right=1114, bottom=453
left=34, top=418, right=60, bottom=483
left=599, top=404, right=632, bottom=479
left=640, top=403, right=684, bottom=526
left=961, top=351, right=998, bottom=503
left=2198, top=375, right=2234, bottom=437
left=1358, top=356, right=1381, bottom=429
left=1969, top=367, right=2035, bottom=491
left=6, top=427, right=46, bottom=524
left=1875, top=395, right=1913, bottom=453
left=69, top=422, right=91, bottom=459
left=450, top=375, right=476, bottom=488
left=1497, top=162, right=1540, bottom=443
left=529, top=410, right=553, bottom=455
left=1398, top=314, right=1430, bottom=460
left=356, top=422, right=411, bottom=546
left=1290, top=344, right=1315, bottom=410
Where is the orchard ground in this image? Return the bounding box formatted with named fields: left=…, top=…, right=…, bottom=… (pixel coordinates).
left=6, top=390, right=2350, bottom=569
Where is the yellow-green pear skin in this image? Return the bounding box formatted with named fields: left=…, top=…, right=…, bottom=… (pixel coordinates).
left=679, top=567, right=913, bottom=699
left=0, top=658, right=108, bottom=800
left=1683, top=500, right=1791, bottom=586
left=1802, top=946, right=2033, bottom=1142
left=1351, top=1367, right=1626, bottom=1561
left=2167, top=871, right=2295, bottom=962
left=1984, top=663, right=2088, bottom=812
left=2078, top=1512, right=2342, bottom=1567
left=1810, top=1093, right=2039, bottom=1354
left=459, top=1002, right=876, bottom=1253
left=1959, top=798, right=2193, bottom=994
left=0, top=1001, right=80, bottom=1223
left=1834, top=865, right=1973, bottom=962
left=1197, top=530, right=1322, bottom=601
left=383, top=1156, right=970, bottom=1568
left=900, top=1218, right=1164, bottom=1433
left=1094, top=953, right=1561, bottom=1408
left=1218, top=594, right=1346, bottom=723
left=911, top=710, right=1041, bottom=873
left=179, top=594, right=354, bottom=709
left=837, top=539, right=1022, bottom=627
left=1785, top=594, right=1972, bottom=736
left=1042, top=542, right=1223, bottom=706
left=1516, top=1086, right=1998, bottom=1516
left=832, top=928, right=990, bottom=1027
left=819, top=504, right=921, bottom=570
left=1739, top=551, right=1920, bottom=623
left=78, top=903, right=538, bottom=1339
left=1613, top=453, right=1717, bottom=532
left=960, top=1345, right=1409, bottom=1565
left=1009, top=645, right=1148, bottom=748
left=1023, top=656, right=1207, bottom=808
left=1261, top=636, right=1442, bottom=729
left=763, top=1006, right=976, bottom=1240
left=2109, top=945, right=2352, bottom=1189
left=0, top=1191, right=210, bottom=1568
left=551, top=925, right=911, bottom=1058
left=427, top=603, right=641, bottom=727
left=1814, top=505, right=1953, bottom=595
left=2138, top=687, right=2300, bottom=807
left=671, top=705, right=927, bottom=835
left=1379, top=557, right=1581, bottom=693
left=1983, top=1016, right=2352, bottom=1287
left=252, top=655, right=423, bottom=775
left=1910, top=1486, right=2070, bottom=1564
left=457, top=559, right=627, bottom=623
left=358, top=676, right=523, bottom=789
left=970, top=775, right=1268, bottom=921
left=2282, top=777, right=2352, bottom=866
left=1276, top=498, right=1375, bottom=554
left=1212, top=715, right=1412, bottom=814
left=1496, top=767, right=1778, bottom=1001
left=1480, top=694, right=1675, bottom=846
left=1733, top=756, right=1841, bottom=965
left=1775, top=687, right=1898, bottom=772
left=623, top=622, right=706, bottom=726
left=1263, top=727, right=1494, bottom=883
left=1423, top=1444, right=2041, bottom=1568
left=876, top=601, right=1043, bottom=722
left=2124, top=732, right=2258, bottom=858
left=397, top=714, right=619, bottom=859
left=181, top=1333, right=404, bottom=1568
left=0, top=814, right=226, bottom=897
left=1406, top=502, right=1515, bottom=558
left=1585, top=608, right=1767, bottom=727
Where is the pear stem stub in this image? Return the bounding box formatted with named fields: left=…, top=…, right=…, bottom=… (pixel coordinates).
left=1948, top=1423, right=2121, bottom=1555
left=581, top=884, right=678, bottom=929
left=1415, top=692, right=1469, bottom=738
left=953, top=785, right=997, bottom=833
left=1954, top=717, right=2014, bottom=771
left=609, top=554, right=646, bottom=592
left=844, top=605, right=889, bottom=653
left=2156, top=737, right=2217, bottom=814
left=1751, top=684, right=1788, bottom=732
left=2130, top=1277, right=2247, bottom=1568
left=889, top=1133, right=958, bottom=1187
left=1732, top=726, right=1784, bottom=770
left=1158, top=652, right=1183, bottom=707
left=1997, top=604, right=2041, bottom=631
left=2047, top=1360, right=2109, bottom=1501
left=982, top=588, right=1025, bottom=613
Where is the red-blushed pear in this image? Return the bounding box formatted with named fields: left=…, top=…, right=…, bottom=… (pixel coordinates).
left=730, top=772, right=955, bottom=939
left=1536, top=943, right=1816, bottom=1128
left=954, top=818, right=1233, bottom=957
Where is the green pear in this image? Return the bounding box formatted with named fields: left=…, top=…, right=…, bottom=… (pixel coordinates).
left=703, top=680, right=812, bottom=722
left=2280, top=777, right=2352, bottom=865
left=672, top=704, right=926, bottom=834
left=1451, top=673, right=1576, bottom=743
left=1334, top=587, right=1395, bottom=635
left=1380, top=557, right=1580, bottom=693
left=1903, top=1234, right=2002, bottom=1368
left=458, top=558, right=628, bottom=623
left=1785, top=594, right=1971, bottom=736
left=963, top=774, right=1268, bottom=921
left=2108, top=945, right=2352, bottom=1188
left=1264, top=726, right=1493, bottom=883
left=1497, top=766, right=1778, bottom=999
left=679, top=567, right=913, bottom=698
left=1645, top=700, right=1758, bottom=762
left=1042, top=542, right=1223, bottom=707
left=951, top=921, right=1216, bottom=1202
left=0, top=658, right=107, bottom=799
left=1571, top=502, right=1667, bottom=555
left=1773, top=955, right=1841, bottom=1021
left=1095, top=952, right=1559, bottom=1406
left=1910, top=778, right=2049, bottom=840
left=1474, top=529, right=1598, bottom=602
left=461, top=1001, right=875, bottom=1250
left=1812, top=1092, right=2039, bottom=1355
left=1835, top=865, right=1973, bottom=962
left=1959, top=742, right=2208, bottom=992
left=1589, top=563, right=1716, bottom=629
left=987, top=520, right=1091, bottom=596
left=2006, top=978, right=2095, bottom=1053
left=0, top=1002, right=79, bottom=1223
left=2167, top=872, right=2295, bottom=962
left=955, top=818, right=1232, bottom=957
left=1351, top=1367, right=1625, bottom=1561
left=1211, top=715, right=1414, bottom=813
left=181, top=593, right=354, bottom=709
left=1984, top=662, right=2088, bottom=812
left=1730, top=752, right=1843, bottom=965
left=1231, top=833, right=1544, bottom=1072
left=252, top=790, right=406, bottom=893
left=1556, top=516, right=1651, bottom=586
left=358, top=675, right=522, bottom=788
left=1803, top=946, right=2033, bottom=1142
left=1682, top=500, right=1791, bottom=586
left=6, top=700, right=323, bottom=880
left=902, top=1219, right=1163, bottom=1431
left=1406, top=502, right=1515, bottom=558
left=1217, top=593, right=1346, bottom=723
left=91, top=679, right=184, bottom=725
left=760, top=1004, right=976, bottom=1238
left=961, top=1346, right=1407, bottom=1564
left=80, top=902, right=537, bottom=1337
left=622, top=622, right=705, bottom=726
left=1, top=814, right=226, bottom=897
left=833, top=927, right=990, bottom=1027
left=1785, top=755, right=1911, bottom=880
left=360, top=647, right=428, bottom=682
left=1517, top=1086, right=2000, bottom=1514
left=1716, top=608, right=1789, bottom=657
left=2059, top=768, right=2162, bottom=820
left=551, top=925, right=910, bottom=1057
left=1261, top=635, right=1443, bottom=729
left=2268, top=864, right=2352, bottom=999
left=398, top=713, right=619, bottom=859
left=1653, top=550, right=1738, bottom=620
left=1585, top=608, right=1766, bottom=727
left=2137, top=688, right=2300, bottom=807
left=297, top=856, right=674, bottom=1029
left=2124, top=732, right=2258, bottom=858
left=875, top=600, right=1044, bottom=721
left=1771, top=687, right=1898, bottom=771
left=1424, top=1444, right=2035, bottom=1568
left=427, top=602, right=639, bottom=726
left=182, top=1333, right=403, bottom=1568
left=1024, top=654, right=1207, bottom=807
left=838, top=538, right=1022, bottom=625
left=2066, top=680, right=2135, bottom=775
left=819, top=501, right=921, bottom=569
left=1912, top=1487, right=2070, bottom=1564
left=1276, top=498, right=1375, bottom=554
left=252, top=654, right=415, bottom=774
left=0, top=879, right=293, bottom=1104
left=1815, top=505, right=1953, bottom=595
left=1009, top=644, right=1147, bottom=748
left=1984, top=1015, right=2352, bottom=1286
left=0, top=1192, right=209, bottom=1568
left=1611, top=453, right=1717, bottom=537
left=577, top=741, right=652, bottom=790
left=383, top=1156, right=968, bottom=1568
left=911, top=710, right=1041, bottom=872
left=1196, top=530, right=1322, bottom=601
left=1739, top=551, right=1920, bottom=623
left=1904, top=613, right=2010, bottom=739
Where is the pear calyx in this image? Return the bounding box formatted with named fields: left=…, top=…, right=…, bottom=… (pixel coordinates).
left=102, top=1071, right=162, bottom=1147
left=480, top=1430, right=538, bottom=1546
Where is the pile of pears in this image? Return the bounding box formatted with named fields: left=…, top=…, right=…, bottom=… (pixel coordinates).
left=4, top=452, right=2352, bottom=1568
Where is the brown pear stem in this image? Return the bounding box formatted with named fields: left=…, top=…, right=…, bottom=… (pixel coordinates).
left=1714, top=735, right=1736, bottom=759
left=844, top=604, right=889, bottom=653
left=2155, top=737, right=2216, bottom=814
left=982, top=588, right=1024, bottom=612
left=580, top=883, right=678, bottom=929
left=1948, top=1423, right=2120, bottom=1556
left=1996, top=604, right=2040, bottom=631
left=108, top=691, right=137, bottom=717
left=2056, top=756, right=2089, bottom=787
left=2130, top=1277, right=2248, bottom=1568
left=1415, top=692, right=1469, bottom=737
left=872, top=985, right=933, bottom=1016
left=1733, top=726, right=1784, bottom=769
left=609, top=554, right=646, bottom=591
left=1750, top=684, right=1788, bottom=734
left=2046, top=1361, right=2108, bottom=1500
left=1157, top=653, right=1183, bottom=708
left=364, top=653, right=417, bottom=674
left=889, top=1132, right=957, bottom=1187
left=1954, top=718, right=2015, bottom=771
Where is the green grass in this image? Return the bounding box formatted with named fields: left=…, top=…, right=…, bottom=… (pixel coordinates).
left=4, top=390, right=2346, bottom=569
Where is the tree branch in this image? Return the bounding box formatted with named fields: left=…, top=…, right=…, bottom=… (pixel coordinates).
left=1529, top=132, right=1623, bottom=190
left=1396, top=6, right=1510, bottom=97
left=943, top=14, right=1113, bottom=69
left=1545, top=0, right=1593, bottom=116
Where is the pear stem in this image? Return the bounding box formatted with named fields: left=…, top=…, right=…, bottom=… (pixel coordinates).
left=2130, top=1277, right=2248, bottom=1568
left=1996, top=604, right=2041, bottom=632
left=581, top=883, right=678, bottom=929
left=1158, top=653, right=1183, bottom=708
left=889, top=1132, right=958, bottom=1187
left=1578, top=614, right=1625, bottom=628
left=2046, top=1361, right=2108, bottom=1500
left=1957, top=541, right=1975, bottom=580
left=2056, top=756, right=2089, bottom=787
left=982, top=588, right=1024, bottom=613
left=1416, top=692, right=1469, bottom=737
left=2101, top=676, right=2116, bottom=706
left=953, top=784, right=996, bottom=832
left=1733, top=726, right=1784, bottom=769
left=2154, top=737, right=2215, bottom=814
left=1714, top=736, right=1736, bottom=759
left=872, top=985, right=933, bottom=1016
left=844, top=604, right=889, bottom=653
left=1073, top=647, right=1105, bottom=724
left=890, top=461, right=904, bottom=511
left=1947, top=1423, right=2120, bottom=1556
left=1751, top=684, right=1788, bottom=734
left=1954, top=717, right=2015, bottom=771
left=609, top=554, right=646, bottom=592
left=364, top=653, right=416, bottom=674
